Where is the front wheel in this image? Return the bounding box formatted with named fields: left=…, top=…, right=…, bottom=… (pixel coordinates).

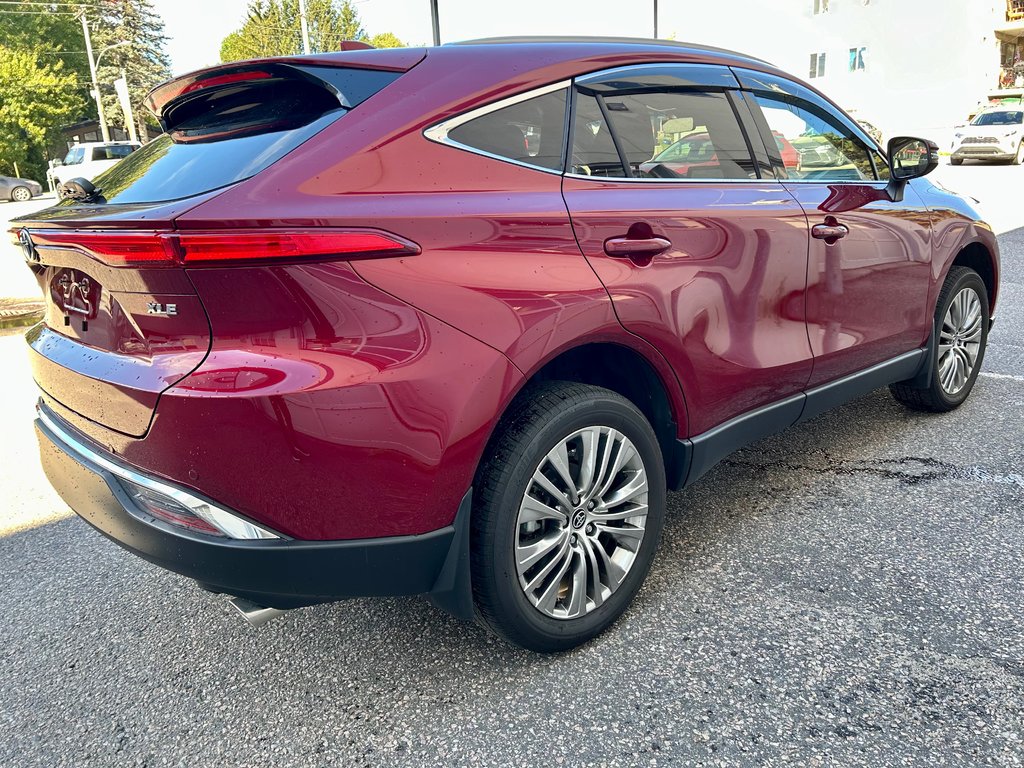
left=10, top=186, right=32, bottom=202
left=471, top=382, right=666, bottom=652
left=1013, top=142, right=1024, bottom=165
left=950, top=157, right=964, bottom=166
left=890, top=266, right=989, bottom=412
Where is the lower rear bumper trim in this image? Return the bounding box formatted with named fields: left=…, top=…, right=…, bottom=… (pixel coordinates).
left=35, top=409, right=462, bottom=609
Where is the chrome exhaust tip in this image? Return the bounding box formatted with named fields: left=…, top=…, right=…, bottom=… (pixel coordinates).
left=228, top=597, right=289, bottom=627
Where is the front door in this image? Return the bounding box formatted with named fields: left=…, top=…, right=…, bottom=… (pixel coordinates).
left=740, top=74, right=934, bottom=388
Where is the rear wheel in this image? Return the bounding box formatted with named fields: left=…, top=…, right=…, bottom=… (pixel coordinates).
left=471, top=382, right=666, bottom=652
left=1013, top=141, right=1024, bottom=165
left=10, top=186, right=31, bottom=202
left=890, top=266, right=989, bottom=412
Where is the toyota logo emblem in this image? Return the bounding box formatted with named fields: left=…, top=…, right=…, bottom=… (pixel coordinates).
left=18, top=229, right=39, bottom=264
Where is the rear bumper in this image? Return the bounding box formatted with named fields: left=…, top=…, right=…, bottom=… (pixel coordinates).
left=36, top=406, right=469, bottom=611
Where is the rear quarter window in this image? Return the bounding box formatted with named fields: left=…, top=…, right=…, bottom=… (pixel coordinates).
left=442, top=88, right=568, bottom=171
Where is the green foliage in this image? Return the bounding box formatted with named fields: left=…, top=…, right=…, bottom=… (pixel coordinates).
left=0, top=0, right=91, bottom=180
left=87, top=0, right=171, bottom=137
left=369, top=32, right=404, bottom=49
left=0, top=46, right=83, bottom=180
left=0, top=0, right=170, bottom=179
left=220, top=0, right=405, bottom=62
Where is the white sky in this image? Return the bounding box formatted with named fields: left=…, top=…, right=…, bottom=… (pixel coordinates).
left=158, top=0, right=760, bottom=76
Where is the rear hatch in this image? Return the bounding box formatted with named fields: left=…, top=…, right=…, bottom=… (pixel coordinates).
left=15, top=56, right=413, bottom=437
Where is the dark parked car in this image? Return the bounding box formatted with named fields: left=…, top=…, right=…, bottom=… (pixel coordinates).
left=1, top=175, right=42, bottom=202
left=15, top=38, right=999, bottom=652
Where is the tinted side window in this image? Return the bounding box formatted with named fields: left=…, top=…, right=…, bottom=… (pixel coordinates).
left=570, top=92, right=624, bottom=176
left=573, top=89, right=757, bottom=180
left=447, top=89, right=567, bottom=171
left=754, top=95, right=874, bottom=181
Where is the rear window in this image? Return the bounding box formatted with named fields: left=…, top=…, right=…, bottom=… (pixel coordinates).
left=85, top=66, right=400, bottom=205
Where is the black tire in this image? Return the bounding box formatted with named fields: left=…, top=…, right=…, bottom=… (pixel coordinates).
left=1013, top=142, right=1024, bottom=166
left=10, top=186, right=32, bottom=202
left=890, top=266, right=989, bottom=412
left=950, top=158, right=964, bottom=166
left=471, top=382, right=666, bottom=652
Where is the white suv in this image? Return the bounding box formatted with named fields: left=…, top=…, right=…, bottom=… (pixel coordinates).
left=47, top=141, right=142, bottom=188
left=950, top=107, right=1024, bottom=165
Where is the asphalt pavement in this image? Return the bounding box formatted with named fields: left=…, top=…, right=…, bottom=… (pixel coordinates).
left=1, top=167, right=1022, bottom=767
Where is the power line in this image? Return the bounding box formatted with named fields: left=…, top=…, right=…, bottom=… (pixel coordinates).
left=0, top=1, right=103, bottom=7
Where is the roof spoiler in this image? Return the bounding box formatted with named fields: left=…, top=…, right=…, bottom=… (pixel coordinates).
left=145, top=42, right=389, bottom=120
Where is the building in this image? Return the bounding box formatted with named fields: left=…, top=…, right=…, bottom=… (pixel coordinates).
left=661, top=0, right=1022, bottom=140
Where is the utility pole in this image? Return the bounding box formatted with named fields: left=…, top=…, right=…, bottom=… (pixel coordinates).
left=653, top=0, right=658, bottom=38
left=298, top=0, right=311, bottom=54
left=430, top=0, right=440, bottom=46
left=79, top=13, right=110, bottom=142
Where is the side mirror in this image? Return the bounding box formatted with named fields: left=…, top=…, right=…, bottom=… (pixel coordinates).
left=51, top=159, right=63, bottom=167
left=885, top=136, right=939, bottom=202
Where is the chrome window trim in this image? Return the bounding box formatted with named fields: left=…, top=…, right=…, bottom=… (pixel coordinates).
left=424, top=72, right=884, bottom=186
left=423, top=79, right=572, bottom=174
left=564, top=172, right=888, bottom=186
left=37, top=405, right=283, bottom=540
left=575, top=61, right=740, bottom=89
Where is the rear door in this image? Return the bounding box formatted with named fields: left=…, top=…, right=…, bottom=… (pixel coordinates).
left=736, top=69, right=933, bottom=388
left=561, top=64, right=813, bottom=435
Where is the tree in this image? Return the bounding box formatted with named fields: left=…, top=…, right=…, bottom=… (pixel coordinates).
left=0, top=46, right=82, bottom=180
left=220, top=0, right=405, bottom=63
left=88, top=0, right=171, bottom=139
left=0, top=2, right=91, bottom=180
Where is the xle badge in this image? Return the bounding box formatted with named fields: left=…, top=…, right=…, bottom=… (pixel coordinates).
left=146, top=303, right=178, bottom=316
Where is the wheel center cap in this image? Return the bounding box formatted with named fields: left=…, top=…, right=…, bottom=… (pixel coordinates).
left=571, top=509, right=587, bottom=529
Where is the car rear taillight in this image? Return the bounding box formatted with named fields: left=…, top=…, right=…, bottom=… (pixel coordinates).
left=31, top=230, right=179, bottom=266
left=175, top=230, right=418, bottom=264
left=25, top=228, right=419, bottom=268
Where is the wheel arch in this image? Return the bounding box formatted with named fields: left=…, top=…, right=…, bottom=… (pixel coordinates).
left=485, top=340, right=691, bottom=491
left=949, top=240, right=998, bottom=315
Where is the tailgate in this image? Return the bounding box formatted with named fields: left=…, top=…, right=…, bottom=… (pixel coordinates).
left=19, top=221, right=210, bottom=437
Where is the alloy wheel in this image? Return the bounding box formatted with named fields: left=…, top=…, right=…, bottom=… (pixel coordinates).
left=12, top=187, right=31, bottom=202
left=938, top=286, right=983, bottom=395
left=515, top=426, right=649, bottom=620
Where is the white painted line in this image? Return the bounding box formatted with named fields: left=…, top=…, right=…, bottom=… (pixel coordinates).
left=979, top=372, right=1024, bottom=383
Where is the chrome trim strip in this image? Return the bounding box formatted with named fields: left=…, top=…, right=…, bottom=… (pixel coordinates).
left=423, top=79, right=572, bottom=174
left=37, top=406, right=282, bottom=540
left=574, top=61, right=740, bottom=88
left=564, top=172, right=887, bottom=186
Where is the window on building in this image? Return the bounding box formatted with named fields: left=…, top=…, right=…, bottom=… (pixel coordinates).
left=813, top=0, right=829, bottom=13
left=753, top=94, right=875, bottom=182
left=809, top=52, right=827, bottom=79
left=849, top=47, right=867, bottom=72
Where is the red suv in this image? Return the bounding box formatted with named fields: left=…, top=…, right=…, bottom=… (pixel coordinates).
left=16, top=38, right=999, bottom=652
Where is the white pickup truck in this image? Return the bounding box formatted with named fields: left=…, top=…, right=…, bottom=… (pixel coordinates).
left=47, top=141, right=141, bottom=189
